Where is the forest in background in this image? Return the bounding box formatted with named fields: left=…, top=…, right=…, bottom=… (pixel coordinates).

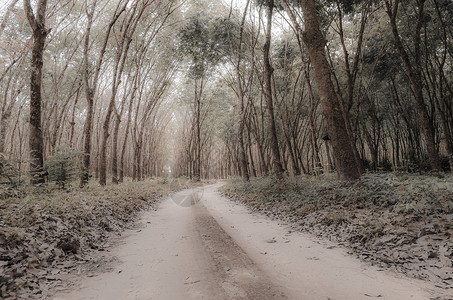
left=0, top=0, right=452, bottom=188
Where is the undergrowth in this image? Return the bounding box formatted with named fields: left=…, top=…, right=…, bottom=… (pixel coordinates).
left=223, top=173, right=453, bottom=224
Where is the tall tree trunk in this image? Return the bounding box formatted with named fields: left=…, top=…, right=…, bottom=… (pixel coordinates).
left=111, top=109, right=121, bottom=184
left=119, top=88, right=135, bottom=182
left=69, top=89, right=80, bottom=148
left=281, top=0, right=360, bottom=180
left=196, top=90, right=201, bottom=181
left=81, top=90, right=94, bottom=185
left=247, top=130, right=257, bottom=177
left=80, top=5, right=95, bottom=187
left=192, top=78, right=203, bottom=181
left=230, top=0, right=251, bottom=181
left=24, top=0, right=48, bottom=184
left=332, top=0, right=370, bottom=173
left=0, top=67, right=20, bottom=156
left=306, top=68, right=322, bottom=174
left=263, top=0, right=284, bottom=179
left=0, top=79, right=20, bottom=153
left=133, top=145, right=141, bottom=180
left=0, top=115, right=9, bottom=154
left=112, top=72, right=134, bottom=184
left=100, top=89, right=118, bottom=185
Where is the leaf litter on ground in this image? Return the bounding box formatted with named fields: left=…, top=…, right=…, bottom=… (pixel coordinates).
left=0, top=178, right=201, bottom=299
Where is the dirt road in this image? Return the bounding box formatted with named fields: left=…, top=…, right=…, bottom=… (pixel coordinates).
left=55, top=183, right=448, bottom=300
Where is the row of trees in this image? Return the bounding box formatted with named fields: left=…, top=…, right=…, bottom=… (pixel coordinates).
left=0, top=0, right=452, bottom=186
left=172, top=0, right=452, bottom=181
left=0, top=0, right=181, bottom=186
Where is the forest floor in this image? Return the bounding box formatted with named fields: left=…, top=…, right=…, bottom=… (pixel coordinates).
left=0, top=178, right=201, bottom=299
left=221, top=173, right=453, bottom=296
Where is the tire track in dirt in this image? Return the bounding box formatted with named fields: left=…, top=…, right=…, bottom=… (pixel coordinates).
left=53, top=187, right=286, bottom=300
left=194, top=202, right=287, bottom=299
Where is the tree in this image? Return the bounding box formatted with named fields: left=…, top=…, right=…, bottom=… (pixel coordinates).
left=280, top=0, right=361, bottom=180
left=226, top=0, right=252, bottom=181
left=328, top=0, right=373, bottom=172
left=178, top=12, right=229, bottom=180
left=1, top=0, right=451, bottom=186
left=24, top=0, right=49, bottom=184
left=262, top=0, right=285, bottom=180
left=44, top=146, right=84, bottom=189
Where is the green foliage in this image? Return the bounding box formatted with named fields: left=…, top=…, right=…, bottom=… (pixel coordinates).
left=323, top=0, right=364, bottom=14
left=274, top=37, right=298, bottom=70
left=178, top=14, right=230, bottom=78
left=44, top=146, right=84, bottom=189
left=0, top=154, right=26, bottom=199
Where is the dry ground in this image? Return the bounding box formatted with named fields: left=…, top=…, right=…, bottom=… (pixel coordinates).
left=221, top=173, right=453, bottom=297
left=0, top=178, right=200, bottom=299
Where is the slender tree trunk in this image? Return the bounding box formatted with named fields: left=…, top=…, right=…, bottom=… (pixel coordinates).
left=384, top=0, right=441, bottom=174
left=0, top=83, right=19, bottom=153
left=196, top=91, right=201, bottom=181
left=0, top=115, right=9, bottom=154
left=307, top=80, right=322, bottom=174
left=231, top=0, right=251, bottom=181
left=81, top=89, right=94, bottom=185
left=112, top=73, right=134, bottom=183
left=111, top=109, right=121, bottom=184
left=247, top=130, right=257, bottom=177
left=263, top=0, right=284, bottom=179
left=133, top=145, right=141, bottom=180
left=80, top=5, right=95, bottom=187
left=69, top=89, right=80, bottom=148
left=193, top=78, right=203, bottom=181
left=0, top=72, right=18, bottom=156
left=119, top=90, right=135, bottom=182
left=99, top=84, right=119, bottom=185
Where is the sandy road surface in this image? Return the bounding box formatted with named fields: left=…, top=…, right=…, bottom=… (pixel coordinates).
left=55, top=183, right=449, bottom=300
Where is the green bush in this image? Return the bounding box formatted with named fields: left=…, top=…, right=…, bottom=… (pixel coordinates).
left=44, top=146, right=84, bottom=189
left=0, top=153, right=26, bottom=199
